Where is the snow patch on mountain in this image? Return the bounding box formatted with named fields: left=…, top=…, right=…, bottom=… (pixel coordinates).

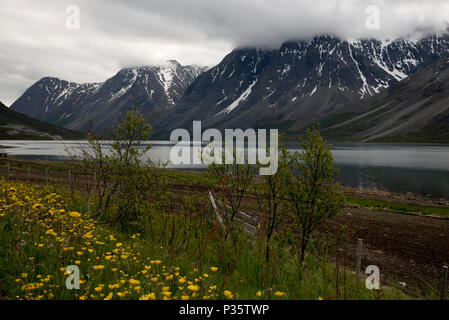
left=157, top=61, right=178, bottom=104
left=217, top=79, right=258, bottom=115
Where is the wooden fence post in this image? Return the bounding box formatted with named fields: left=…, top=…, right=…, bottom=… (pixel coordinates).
left=356, top=238, right=363, bottom=287
left=68, top=170, right=71, bottom=184
left=441, top=266, right=448, bottom=300
left=7, top=163, right=10, bottom=182
left=45, top=167, right=48, bottom=186
left=88, top=191, right=92, bottom=216
left=208, top=191, right=224, bottom=230
left=27, top=167, right=30, bottom=179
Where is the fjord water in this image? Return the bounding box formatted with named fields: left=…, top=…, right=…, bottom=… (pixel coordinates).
left=2, top=141, right=449, bottom=199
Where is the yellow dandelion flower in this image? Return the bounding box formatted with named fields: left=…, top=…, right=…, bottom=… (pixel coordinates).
left=187, top=284, right=199, bottom=291
left=104, top=292, right=113, bottom=300
left=139, top=293, right=156, bottom=300
left=224, top=290, right=234, bottom=299
left=162, top=290, right=171, bottom=297
left=68, top=211, right=81, bottom=218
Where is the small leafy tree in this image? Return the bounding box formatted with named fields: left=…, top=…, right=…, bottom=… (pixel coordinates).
left=68, top=106, right=154, bottom=225
left=108, top=108, right=153, bottom=225
left=286, top=127, right=343, bottom=268
left=207, top=146, right=255, bottom=240
left=255, top=141, right=289, bottom=263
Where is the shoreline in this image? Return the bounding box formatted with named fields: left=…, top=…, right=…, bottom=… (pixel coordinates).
left=1, top=156, right=449, bottom=215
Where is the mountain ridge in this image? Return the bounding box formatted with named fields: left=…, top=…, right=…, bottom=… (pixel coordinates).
left=0, top=100, right=84, bottom=140
left=152, top=34, right=449, bottom=138
left=11, top=60, right=207, bottom=134
left=321, top=56, right=449, bottom=143
left=10, top=34, right=449, bottom=141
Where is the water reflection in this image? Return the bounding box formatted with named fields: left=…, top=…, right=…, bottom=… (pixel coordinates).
left=1, top=141, right=449, bottom=198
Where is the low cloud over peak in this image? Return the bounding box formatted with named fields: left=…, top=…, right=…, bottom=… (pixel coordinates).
left=1, top=0, right=448, bottom=105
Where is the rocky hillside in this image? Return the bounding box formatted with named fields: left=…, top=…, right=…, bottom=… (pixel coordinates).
left=10, top=34, right=449, bottom=140
left=153, top=34, right=449, bottom=138
left=11, top=61, right=206, bottom=134
left=322, top=57, right=449, bottom=143
left=0, top=101, right=83, bottom=140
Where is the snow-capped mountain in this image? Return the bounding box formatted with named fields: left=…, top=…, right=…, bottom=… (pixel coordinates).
left=11, top=60, right=206, bottom=134
left=322, top=56, right=449, bottom=143
left=11, top=34, right=449, bottom=138
left=153, top=34, right=449, bottom=138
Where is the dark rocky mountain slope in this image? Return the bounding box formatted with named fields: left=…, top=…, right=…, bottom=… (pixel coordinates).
left=11, top=61, right=206, bottom=134
left=322, top=57, right=449, bottom=143
left=0, top=101, right=83, bottom=140
left=10, top=34, right=449, bottom=140
left=153, top=34, right=449, bottom=138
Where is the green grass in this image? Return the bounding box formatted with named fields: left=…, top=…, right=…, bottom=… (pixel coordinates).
left=163, top=169, right=215, bottom=187
left=0, top=178, right=425, bottom=300
left=345, top=195, right=449, bottom=217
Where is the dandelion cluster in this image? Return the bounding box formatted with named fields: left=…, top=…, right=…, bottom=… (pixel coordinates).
left=0, top=179, right=248, bottom=300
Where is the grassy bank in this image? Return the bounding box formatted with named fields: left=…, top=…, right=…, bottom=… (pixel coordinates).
left=344, top=195, right=449, bottom=217
left=0, top=178, right=420, bottom=300
left=3, top=158, right=449, bottom=218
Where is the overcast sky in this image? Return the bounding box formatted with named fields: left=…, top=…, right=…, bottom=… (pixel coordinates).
left=1, top=0, right=449, bottom=105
